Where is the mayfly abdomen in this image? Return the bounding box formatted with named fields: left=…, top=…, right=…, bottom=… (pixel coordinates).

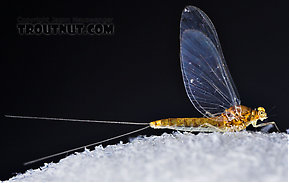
left=150, top=118, right=223, bottom=131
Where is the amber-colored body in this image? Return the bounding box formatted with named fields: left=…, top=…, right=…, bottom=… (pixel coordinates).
left=150, top=105, right=275, bottom=132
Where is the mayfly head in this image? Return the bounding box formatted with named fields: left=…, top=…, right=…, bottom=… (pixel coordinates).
left=257, top=107, right=267, bottom=121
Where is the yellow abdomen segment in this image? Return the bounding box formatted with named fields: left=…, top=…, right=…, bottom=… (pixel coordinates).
left=150, top=118, right=222, bottom=129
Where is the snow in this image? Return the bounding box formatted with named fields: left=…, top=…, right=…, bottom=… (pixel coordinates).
left=8, top=131, right=288, bottom=181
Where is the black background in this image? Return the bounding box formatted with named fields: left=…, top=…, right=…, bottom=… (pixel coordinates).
left=1, top=0, right=288, bottom=181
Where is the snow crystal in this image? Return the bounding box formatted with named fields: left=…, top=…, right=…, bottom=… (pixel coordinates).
left=8, top=131, right=288, bottom=181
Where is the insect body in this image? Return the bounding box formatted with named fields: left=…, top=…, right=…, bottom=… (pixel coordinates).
left=150, top=105, right=277, bottom=132
left=148, top=6, right=279, bottom=132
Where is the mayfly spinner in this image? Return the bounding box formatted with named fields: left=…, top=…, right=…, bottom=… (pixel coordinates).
left=6, top=6, right=280, bottom=165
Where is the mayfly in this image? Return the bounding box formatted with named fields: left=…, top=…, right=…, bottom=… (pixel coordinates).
left=6, top=6, right=280, bottom=165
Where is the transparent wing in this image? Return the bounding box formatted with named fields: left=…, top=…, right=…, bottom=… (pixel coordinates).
left=180, top=6, right=240, bottom=117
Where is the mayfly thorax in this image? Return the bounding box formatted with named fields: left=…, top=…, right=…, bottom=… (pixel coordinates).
left=5, top=6, right=280, bottom=165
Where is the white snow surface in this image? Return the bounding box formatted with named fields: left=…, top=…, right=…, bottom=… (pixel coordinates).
left=9, top=131, right=288, bottom=181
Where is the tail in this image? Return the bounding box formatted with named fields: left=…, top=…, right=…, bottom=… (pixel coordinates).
left=5, top=115, right=150, bottom=165
left=5, top=115, right=149, bottom=126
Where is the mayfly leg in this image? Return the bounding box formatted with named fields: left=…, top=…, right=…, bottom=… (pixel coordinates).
left=5, top=115, right=150, bottom=165
left=252, top=121, right=281, bottom=132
